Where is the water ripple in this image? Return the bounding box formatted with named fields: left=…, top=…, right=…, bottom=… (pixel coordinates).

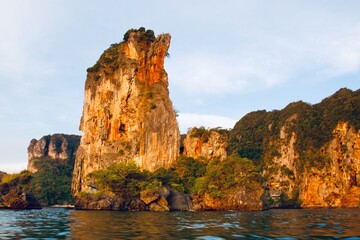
left=0, top=208, right=360, bottom=239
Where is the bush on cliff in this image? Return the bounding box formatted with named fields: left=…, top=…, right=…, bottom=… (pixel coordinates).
left=123, top=27, right=155, bottom=43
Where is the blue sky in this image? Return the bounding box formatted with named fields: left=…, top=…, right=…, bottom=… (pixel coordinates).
left=1, top=0, right=359, bottom=173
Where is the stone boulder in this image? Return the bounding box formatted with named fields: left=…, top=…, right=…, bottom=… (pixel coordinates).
left=0, top=189, right=41, bottom=209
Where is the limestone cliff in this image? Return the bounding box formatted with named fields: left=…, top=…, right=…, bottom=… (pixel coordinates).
left=261, top=121, right=360, bottom=208
left=229, top=88, right=360, bottom=208
left=27, top=134, right=81, bottom=173
left=72, top=28, right=180, bottom=196
left=300, top=122, right=360, bottom=207
left=183, top=127, right=228, bottom=160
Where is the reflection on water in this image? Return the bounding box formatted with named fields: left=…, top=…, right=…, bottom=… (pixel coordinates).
left=1, top=208, right=360, bottom=239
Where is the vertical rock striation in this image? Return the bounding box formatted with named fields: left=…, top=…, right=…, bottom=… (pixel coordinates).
left=229, top=88, right=360, bottom=208
left=183, top=127, right=228, bottom=161
left=72, top=28, right=180, bottom=196
left=27, top=134, right=81, bottom=173
left=300, top=122, right=360, bottom=207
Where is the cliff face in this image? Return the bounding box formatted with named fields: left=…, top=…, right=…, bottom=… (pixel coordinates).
left=72, top=28, right=180, bottom=196
left=183, top=127, right=228, bottom=161
left=25, top=134, right=80, bottom=206
left=300, top=122, right=360, bottom=207
left=262, top=115, right=299, bottom=208
left=229, top=88, right=360, bottom=208
left=262, top=121, right=360, bottom=208
left=27, top=134, right=81, bottom=173
left=200, top=188, right=263, bottom=211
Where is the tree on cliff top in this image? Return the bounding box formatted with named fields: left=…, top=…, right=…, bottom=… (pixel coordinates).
left=123, top=27, right=155, bottom=43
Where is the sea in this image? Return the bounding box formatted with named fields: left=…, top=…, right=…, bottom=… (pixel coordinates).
left=0, top=208, right=360, bottom=239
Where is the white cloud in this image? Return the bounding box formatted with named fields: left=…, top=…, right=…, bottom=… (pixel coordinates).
left=1, top=0, right=360, bottom=174
left=166, top=4, right=360, bottom=96
left=168, top=53, right=287, bottom=95
left=177, top=113, right=236, bottom=133
left=0, top=1, right=62, bottom=101
left=319, top=26, right=360, bottom=77
left=169, top=22, right=360, bottom=96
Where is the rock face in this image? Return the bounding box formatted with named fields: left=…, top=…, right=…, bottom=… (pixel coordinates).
left=0, top=189, right=41, bottom=209
left=27, top=134, right=81, bottom=173
left=203, top=190, right=263, bottom=211
left=75, top=186, right=192, bottom=211
left=72, top=28, right=180, bottom=196
left=262, top=121, right=360, bottom=208
left=229, top=88, right=360, bottom=208
left=300, top=122, right=360, bottom=207
left=183, top=127, right=228, bottom=160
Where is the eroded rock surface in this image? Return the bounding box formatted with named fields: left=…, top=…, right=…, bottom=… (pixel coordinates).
left=183, top=127, right=228, bottom=161
left=27, top=134, right=80, bottom=173
left=72, top=29, right=180, bottom=196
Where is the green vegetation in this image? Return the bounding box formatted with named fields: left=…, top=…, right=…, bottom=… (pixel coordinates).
left=150, top=102, right=157, bottom=109
left=188, top=127, right=228, bottom=144
left=29, top=158, right=75, bottom=206
left=87, top=155, right=261, bottom=199
left=87, top=42, right=121, bottom=73
left=87, top=27, right=157, bottom=75
left=0, top=170, right=32, bottom=192
left=227, top=110, right=269, bottom=165
left=145, top=91, right=153, bottom=99
left=193, top=155, right=261, bottom=198
left=189, top=127, right=211, bottom=142
left=123, top=27, right=155, bottom=43
left=0, top=158, right=75, bottom=206
left=228, top=88, right=360, bottom=171
left=89, top=161, right=149, bottom=198
left=87, top=158, right=196, bottom=197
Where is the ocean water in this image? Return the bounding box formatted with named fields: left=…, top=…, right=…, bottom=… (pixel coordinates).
left=0, top=208, right=360, bottom=239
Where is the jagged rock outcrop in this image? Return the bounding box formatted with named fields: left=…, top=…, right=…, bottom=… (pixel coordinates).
left=183, top=127, right=228, bottom=160
left=72, top=28, right=180, bottom=196
left=27, top=134, right=81, bottom=173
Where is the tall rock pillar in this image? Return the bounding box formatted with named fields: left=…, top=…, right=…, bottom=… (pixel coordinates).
left=72, top=28, right=180, bottom=195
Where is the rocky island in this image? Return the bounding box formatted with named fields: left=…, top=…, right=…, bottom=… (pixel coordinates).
left=0, top=134, right=80, bottom=209
left=1, top=28, right=359, bottom=211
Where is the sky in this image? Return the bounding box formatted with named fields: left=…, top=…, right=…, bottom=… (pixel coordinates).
left=1, top=0, right=359, bottom=173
